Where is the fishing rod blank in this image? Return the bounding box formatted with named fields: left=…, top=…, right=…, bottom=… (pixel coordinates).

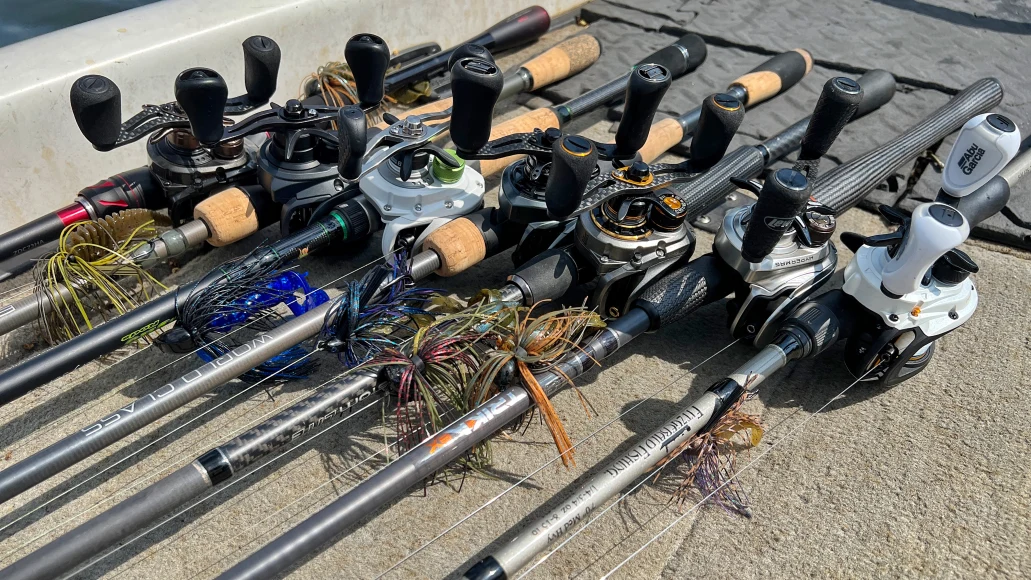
left=213, top=78, right=1001, bottom=580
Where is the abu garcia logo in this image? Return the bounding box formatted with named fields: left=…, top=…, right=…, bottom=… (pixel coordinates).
left=957, top=142, right=986, bottom=175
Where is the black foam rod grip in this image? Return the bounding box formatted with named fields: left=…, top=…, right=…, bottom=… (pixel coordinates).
left=741, top=168, right=812, bottom=263
left=631, top=253, right=739, bottom=330
left=174, top=68, right=229, bottom=146
left=689, top=93, right=745, bottom=169
left=448, top=43, right=495, bottom=70
left=345, top=33, right=390, bottom=107
left=337, top=105, right=367, bottom=180
left=854, top=70, right=896, bottom=118
left=545, top=135, right=598, bottom=219
left=637, top=34, right=707, bottom=78
left=614, top=63, right=672, bottom=158
left=449, top=57, right=504, bottom=155
left=69, top=75, right=122, bottom=150
left=242, top=35, right=281, bottom=103
left=798, top=77, right=863, bottom=161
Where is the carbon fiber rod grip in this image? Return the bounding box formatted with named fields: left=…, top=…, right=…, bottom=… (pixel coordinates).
left=815, top=77, right=1003, bottom=214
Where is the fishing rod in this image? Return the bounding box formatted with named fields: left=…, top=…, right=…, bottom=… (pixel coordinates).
left=0, top=45, right=681, bottom=503
left=212, top=78, right=1002, bottom=580
left=477, top=44, right=815, bottom=176
left=0, top=36, right=283, bottom=275
left=540, top=117, right=1027, bottom=580
left=0, top=65, right=893, bottom=511
left=370, top=34, right=602, bottom=129
left=460, top=112, right=1023, bottom=580
left=0, top=68, right=895, bottom=576
left=473, top=31, right=707, bottom=177
left=0, top=34, right=515, bottom=403
left=0, top=33, right=602, bottom=342
left=380, top=5, right=551, bottom=97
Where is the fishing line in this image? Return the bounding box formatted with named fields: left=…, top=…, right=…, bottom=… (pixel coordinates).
left=595, top=367, right=877, bottom=580
left=0, top=256, right=386, bottom=543
left=0, top=348, right=323, bottom=562
left=374, top=338, right=744, bottom=578
left=74, top=391, right=388, bottom=580
left=0, top=255, right=383, bottom=441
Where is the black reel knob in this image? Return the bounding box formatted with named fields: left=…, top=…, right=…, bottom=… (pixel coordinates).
left=448, top=43, right=495, bottom=69
left=689, top=93, right=745, bottom=169
left=345, top=33, right=390, bottom=107
left=174, top=67, right=229, bottom=146
left=242, top=35, right=282, bottom=103
left=798, top=76, right=863, bottom=163
left=337, top=105, right=368, bottom=179
left=741, top=168, right=812, bottom=263
left=449, top=56, right=504, bottom=156
left=545, top=135, right=599, bottom=219
left=70, top=75, right=122, bottom=151
left=614, top=63, right=672, bottom=159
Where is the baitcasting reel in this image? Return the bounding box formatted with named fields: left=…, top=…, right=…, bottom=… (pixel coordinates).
left=507, top=88, right=752, bottom=317
left=69, top=36, right=284, bottom=226
left=840, top=113, right=1020, bottom=385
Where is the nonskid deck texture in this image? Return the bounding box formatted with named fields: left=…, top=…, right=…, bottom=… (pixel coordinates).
left=0, top=2, right=1028, bottom=578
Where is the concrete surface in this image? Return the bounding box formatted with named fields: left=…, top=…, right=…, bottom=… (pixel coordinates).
left=0, top=8, right=1029, bottom=580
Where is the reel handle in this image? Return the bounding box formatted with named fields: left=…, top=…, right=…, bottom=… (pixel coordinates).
left=174, top=68, right=229, bottom=146
left=69, top=75, right=122, bottom=151
left=242, top=35, right=281, bottom=103
left=940, top=113, right=1020, bottom=198
left=741, top=167, right=812, bottom=263
left=345, top=33, right=391, bottom=107
left=881, top=202, right=969, bottom=297
left=337, top=105, right=368, bottom=180
left=545, top=135, right=598, bottom=219
left=688, top=93, right=745, bottom=169
left=449, top=56, right=504, bottom=156
left=448, top=43, right=495, bottom=69
left=798, top=76, right=863, bottom=162
left=614, top=63, right=672, bottom=159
